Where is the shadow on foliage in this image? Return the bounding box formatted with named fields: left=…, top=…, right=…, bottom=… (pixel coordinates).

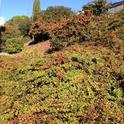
left=29, top=33, right=50, bottom=45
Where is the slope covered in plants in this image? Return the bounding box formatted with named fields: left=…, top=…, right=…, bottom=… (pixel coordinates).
left=0, top=40, right=124, bottom=123
left=0, top=8, right=124, bottom=124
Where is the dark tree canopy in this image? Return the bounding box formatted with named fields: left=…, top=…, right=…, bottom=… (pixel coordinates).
left=41, top=6, right=74, bottom=22
left=83, top=0, right=109, bottom=16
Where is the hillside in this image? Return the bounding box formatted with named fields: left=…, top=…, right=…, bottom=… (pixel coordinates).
left=0, top=6, right=124, bottom=124
left=0, top=40, right=124, bottom=123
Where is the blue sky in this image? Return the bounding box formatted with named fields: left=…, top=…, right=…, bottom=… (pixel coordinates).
left=0, top=0, right=119, bottom=22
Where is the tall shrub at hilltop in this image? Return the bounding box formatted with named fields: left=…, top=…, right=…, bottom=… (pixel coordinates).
left=50, top=9, right=124, bottom=50
left=50, top=12, right=110, bottom=50
left=29, top=18, right=70, bottom=42
left=41, top=6, right=74, bottom=22
left=32, top=0, right=41, bottom=21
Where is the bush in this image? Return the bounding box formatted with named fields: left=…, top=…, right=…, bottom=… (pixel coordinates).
left=51, top=13, right=88, bottom=50
left=5, top=37, right=24, bottom=54
left=6, top=16, right=31, bottom=36
left=50, top=9, right=124, bottom=50
left=1, top=23, right=28, bottom=53
left=29, top=12, right=113, bottom=50
left=50, top=13, right=110, bottom=50
left=29, top=19, right=50, bottom=41
left=29, top=8, right=124, bottom=51
left=29, top=6, right=74, bottom=42
left=2, top=28, right=21, bottom=42
left=29, top=18, right=69, bottom=42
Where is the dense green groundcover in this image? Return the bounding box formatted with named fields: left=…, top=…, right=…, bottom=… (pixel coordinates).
left=0, top=43, right=124, bottom=123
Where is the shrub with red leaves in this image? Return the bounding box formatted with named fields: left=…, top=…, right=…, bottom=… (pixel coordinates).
left=29, top=10, right=124, bottom=50
left=50, top=13, right=110, bottom=50
left=29, top=18, right=69, bottom=42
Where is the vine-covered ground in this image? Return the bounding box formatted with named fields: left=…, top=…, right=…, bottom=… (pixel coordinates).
left=0, top=42, right=124, bottom=123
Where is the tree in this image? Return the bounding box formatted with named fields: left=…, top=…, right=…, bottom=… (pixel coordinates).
left=83, top=0, right=109, bottom=16
left=32, top=0, right=41, bottom=21
left=41, top=6, right=74, bottom=22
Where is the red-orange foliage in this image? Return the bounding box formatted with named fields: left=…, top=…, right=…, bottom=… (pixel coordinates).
left=29, top=18, right=70, bottom=41
left=29, top=10, right=123, bottom=50
left=19, top=115, right=32, bottom=124
left=33, top=65, right=50, bottom=70
left=0, top=61, right=16, bottom=71
left=0, top=61, right=8, bottom=68
left=33, top=112, right=49, bottom=123
left=9, top=117, right=18, bottom=124
left=56, top=71, right=64, bottom=80
left=53, top=53, right=67, bottom=65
